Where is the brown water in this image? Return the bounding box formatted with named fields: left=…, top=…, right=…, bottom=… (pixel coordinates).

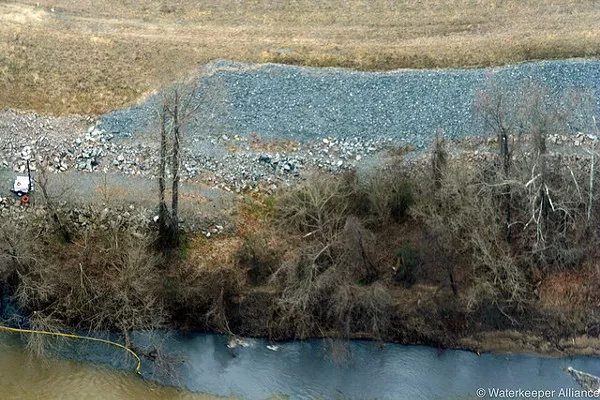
left=0, top=341, right=230, bottom=400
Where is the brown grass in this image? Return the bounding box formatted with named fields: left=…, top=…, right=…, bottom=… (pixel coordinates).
left=0, top=1, right=598, bottom=115
left=187, top=235, right=242, bottom=271
left=539, top=270, right=600, bottom=311
left=184, top=194, right=280, bottom=273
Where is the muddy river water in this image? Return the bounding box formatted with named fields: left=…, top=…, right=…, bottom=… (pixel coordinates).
left=0, top=337, right=221, bottom=400
left=2, top=332, right=600, bottom=399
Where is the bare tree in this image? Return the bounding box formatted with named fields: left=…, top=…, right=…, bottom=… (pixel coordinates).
left=157, top=104, right=172, bottom=248
left=170, top=92, right=181, bottom=240
left=156, top=77, right=201, bottom=249
left=508, top=85, right=594, bottom=268
left=431, top=132, right=447, bottom=191
left=37, top=158, right=72, bottom=243
left=587, top=117, right=599, bottom=225
left=426, top=135, right=457, bottom=295
left=273, top=173, right=391, bottom=341
left=476, top=82, right=518, bottom=243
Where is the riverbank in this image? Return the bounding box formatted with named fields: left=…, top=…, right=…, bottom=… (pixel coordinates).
left=460, top=332, right=600, bottom=357
left=2, top=126, right=600, bottom=360
left=225, top=282, right=600, bottom=358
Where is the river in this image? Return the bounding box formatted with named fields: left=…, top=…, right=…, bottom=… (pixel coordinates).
left=2, top=331, right=600, bottom=399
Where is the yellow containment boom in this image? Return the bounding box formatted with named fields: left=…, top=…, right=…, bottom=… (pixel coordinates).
left=0, top=324, right=142, bottom=375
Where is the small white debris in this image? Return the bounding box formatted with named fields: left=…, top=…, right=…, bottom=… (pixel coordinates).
left=227, top=337, right=250, bottom=349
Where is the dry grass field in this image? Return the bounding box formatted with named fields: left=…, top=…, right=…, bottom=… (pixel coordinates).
left=0, top=0, right=599, bottom=115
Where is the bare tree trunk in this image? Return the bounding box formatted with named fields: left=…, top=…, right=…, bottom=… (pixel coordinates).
left=170, top=91, right=180, bottom=244
left=500, top=129, right=512, bottom=243
left=38, top=162, right=71, bottom=243
left=158, top=105, right=171, bottom=247
left=431, top=134, right=447, bottom=191
left=156, top=78, right=201, bottom=250
left=588, top=140, right=595, bottom=223
left=534, top=130, right=550, bottom=253
left=589, top=118, right=598, bottom=224
left=448, top=263, right=458, bottom=296
left=429, top=136, right=456, bottom=294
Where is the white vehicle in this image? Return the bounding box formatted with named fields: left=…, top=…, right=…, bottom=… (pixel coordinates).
left=11, top=160, right=33, bottom=198
left=13, top=176, right=32, bottom=196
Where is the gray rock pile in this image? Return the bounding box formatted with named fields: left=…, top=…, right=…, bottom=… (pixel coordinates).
left=0, top=195, right=152, bottom=230
left=99, top=59, right=600, bottom=143
left=0, top=107, right=392, bottom=192
left=0, top=195, right=230, bottom=240
left=2, top=59, right=599, bottom=194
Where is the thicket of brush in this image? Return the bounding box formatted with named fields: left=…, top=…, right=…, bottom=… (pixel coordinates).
left=1, top=82, right=598, bottom=353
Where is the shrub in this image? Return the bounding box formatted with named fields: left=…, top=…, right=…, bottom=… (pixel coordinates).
left=1, top=207, right=167, bottom=336
left=274, top=252, right=391, bottom=340
left=237, top=234, right=281, bottom=285
left=389, top=179, right=414, bottom=222
left=278, top=173, right=353, bottom=241
left=394, top=244, right=420, bottom=286
left=163, top=261, right=243, bottom=332
left=340, top=216, right=379, bottom=284
left=361, top=169, right=414, bottom=225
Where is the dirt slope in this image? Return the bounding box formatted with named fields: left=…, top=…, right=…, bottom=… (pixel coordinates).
left=1, top=0, right=599, bottom=115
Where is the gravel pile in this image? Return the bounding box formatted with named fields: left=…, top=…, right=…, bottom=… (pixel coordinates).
left=193, top=133, right=392, bottom=192
left=97, top=59, right=599, bottom=190
left=0, top=108, right=389, bottom=192
left=100, top=59, right=600, bottom=143
left=0, top=195, right=150, bottom=228
left=0, top=110, right=157, bottom=176
left=1, top=59, right=598, bottom=193
left=0, top=109, right=90, bottom=173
